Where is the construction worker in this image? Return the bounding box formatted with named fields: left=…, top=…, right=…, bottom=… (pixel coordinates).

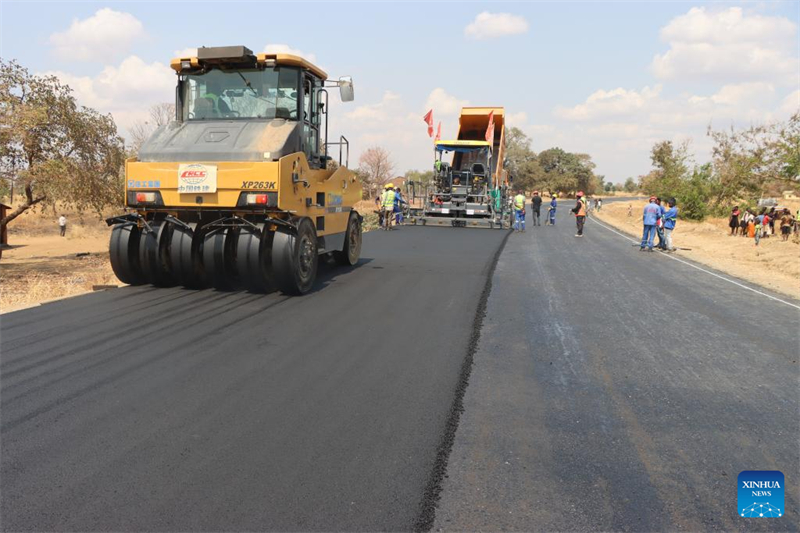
left=640, top=196, right=662, bottom=251
left=394, top=187, right=407, bottom=226
left=531, top=191, right=542, bottom=226
left=513, top=190, right=526, bottom=232
left=547, top=195, right=557, bottom=226
left=381, top=184, right=396, bottom=231
left=571, top=191, right=587, bottom=237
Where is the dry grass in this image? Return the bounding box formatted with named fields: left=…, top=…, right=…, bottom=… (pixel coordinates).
left=1, top=208, right=117, bottom=313
left=1, top=253, right=118, bottom=313
left=594, top=200, right=800, bottom=300
left=354, top=199, right=381, bottom=232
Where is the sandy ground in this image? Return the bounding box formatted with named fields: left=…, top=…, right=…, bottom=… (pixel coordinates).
left=594, top=200, right=800, bottom=300
left=1, top=212, right=117, bottom=313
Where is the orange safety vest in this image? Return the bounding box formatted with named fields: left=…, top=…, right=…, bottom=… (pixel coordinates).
left=576, top=198, right=586, bottom=217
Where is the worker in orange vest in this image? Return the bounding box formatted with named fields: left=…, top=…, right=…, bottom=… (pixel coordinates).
left=571, top=191, right=587, bottom=237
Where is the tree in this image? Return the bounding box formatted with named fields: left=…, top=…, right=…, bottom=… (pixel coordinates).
left=128, top=102, right=175, bottom=154
left=503, top=127, right=540, bottom=189
left=0, top=59, right=126, bottom=230
left=623, top=177, right=637, bottom=193
left=639, top=140, right=690, bottom=199
left=357, top=146, right=394, bottom=199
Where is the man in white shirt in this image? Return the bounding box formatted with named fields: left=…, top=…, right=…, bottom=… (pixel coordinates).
left=58, top=215, right=67, bottom=237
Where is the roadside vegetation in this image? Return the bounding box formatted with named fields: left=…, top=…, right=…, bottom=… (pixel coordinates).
left=638, top=114, right=799, bottom=220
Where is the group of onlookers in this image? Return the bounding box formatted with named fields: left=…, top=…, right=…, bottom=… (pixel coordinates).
left=728, top=206, right=797, bottom=244
left=640, top=196, right=678, bottom=252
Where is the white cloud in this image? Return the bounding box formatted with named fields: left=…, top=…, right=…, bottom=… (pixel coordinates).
left=43, top=56, right=175, bottom=132
left=345, top=91, right=401, bottom=123
left=49, top=8, right=145, bottom=63
left=264, top=44, right=316, bottom=63
left=555, top=86, right=662, bottom=121
left=464, top=12, right=529, bottom=40
left=780, top=90, right=800, bottom=116
left=425, top=88, right=469, bottom=116
left=173, top=47, right=197, bottom=58
left=506, top=111, right=528, bottom=126
left=651, top=7, right=799, bottom=83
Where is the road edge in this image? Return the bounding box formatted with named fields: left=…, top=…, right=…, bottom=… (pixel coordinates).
left=413, top=228, right=513, bottom=532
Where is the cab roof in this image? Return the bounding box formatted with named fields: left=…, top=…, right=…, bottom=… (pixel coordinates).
left=170, top=46, right=328, bottom=80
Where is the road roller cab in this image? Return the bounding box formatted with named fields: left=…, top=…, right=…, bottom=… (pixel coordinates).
left=108, top=45, right=362, bottom=295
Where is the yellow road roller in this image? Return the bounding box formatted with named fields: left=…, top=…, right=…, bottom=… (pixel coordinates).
left=107, top=46, right=362, bottom=295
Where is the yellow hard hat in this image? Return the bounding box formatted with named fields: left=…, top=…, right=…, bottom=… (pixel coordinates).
left=385, top=183, right=394, bottom=189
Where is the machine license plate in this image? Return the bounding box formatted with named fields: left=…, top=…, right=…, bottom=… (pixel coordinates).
left=441, top=208, right=450, bottom=214
left=178, top=164, right=217, bottom=193
left=466, top=209, right=474, bottom=215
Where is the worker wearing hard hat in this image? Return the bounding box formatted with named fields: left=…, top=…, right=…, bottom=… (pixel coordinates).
left=381, top=184, right=396, bottom=231
left=571, top=191, right=587, bottom=237
left=513, top=190, right=526, bottom=232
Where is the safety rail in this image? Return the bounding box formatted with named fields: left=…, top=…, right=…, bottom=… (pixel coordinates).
left=325, top=135, right=350, bottom=168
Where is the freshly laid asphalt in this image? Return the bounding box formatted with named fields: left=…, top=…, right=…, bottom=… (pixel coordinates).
left=434, top=205, right=800, bottom=531
left=0, top=226, right=507, bottom=531
left=2, top=203, right=799, bottom=532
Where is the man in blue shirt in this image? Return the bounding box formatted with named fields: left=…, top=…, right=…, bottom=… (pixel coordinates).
left=662, top=198, right=678, bottom=252
left=641, top=196, right=662, bottom=252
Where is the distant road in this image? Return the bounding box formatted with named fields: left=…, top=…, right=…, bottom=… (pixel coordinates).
left=434, top=203, right=799, bottom=531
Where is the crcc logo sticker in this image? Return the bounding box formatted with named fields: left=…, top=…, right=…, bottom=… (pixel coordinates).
left=178, top=164, right=217, bottom=193
left=738, top=471, right=783, bottom=518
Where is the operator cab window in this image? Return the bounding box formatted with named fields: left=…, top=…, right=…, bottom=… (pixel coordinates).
left=181, top=67, right=300, bottom=121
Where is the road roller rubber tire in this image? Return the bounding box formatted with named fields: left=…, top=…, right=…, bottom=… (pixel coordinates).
left=138, top=222, right=175, bottom=286
left=169, top=223, right=205, bottom=289
left=202, top=229, right=236, bottom=290
left=236, top=224, right=274, bottom=293
left=109, top=224, right=145, bottom=285
left=272, top=218, right=318, bottom=296
left=334, top=212, right=362, bottom=266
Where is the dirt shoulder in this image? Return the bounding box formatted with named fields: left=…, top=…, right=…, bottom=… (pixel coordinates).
left=1, top=213, right=118, bottom=314
left=593, top=200, right=800, bottom=300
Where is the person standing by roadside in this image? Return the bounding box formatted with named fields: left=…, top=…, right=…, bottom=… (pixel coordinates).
left=662, top=198, right=678, bottom=251
left=741, top=210, right=751, bottom=237
left=571, top=191, right=587, bottom=237
left=597, top=198, right=602, bottom=211
left=547, top=195, right=557, bottom=226
left=640, top=196, right=661, bottom=251
left=655, top=197, right=667, bottom=250
left=380, top=184, right=396, bottom=231
left=58, top=214, right=67, bottom=237
left=729, top=206, right=740, bottom=236
left=768, top=207, right=777, bottom=235
left=513, top=190, right=526, bottom=232
left=531, top=191, right=542, bottom=226
left=780, top=209, right=794, bottom=241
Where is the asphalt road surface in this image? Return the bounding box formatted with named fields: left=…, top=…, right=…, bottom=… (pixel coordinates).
left=1, top=227, right=508, bottom=531
left=434, top=205, right=800, bottom=531
left=3, top=204, right=799, bottom=532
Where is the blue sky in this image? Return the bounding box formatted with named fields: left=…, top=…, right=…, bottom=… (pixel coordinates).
left=1, top=1, right=798, bottom=182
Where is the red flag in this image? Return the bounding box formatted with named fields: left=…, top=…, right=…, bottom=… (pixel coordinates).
left=423, top=109, right=434, bottom=137
left=434, top=122, right=442, bottom=142
left=485, top=110, right=495, bottom=143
